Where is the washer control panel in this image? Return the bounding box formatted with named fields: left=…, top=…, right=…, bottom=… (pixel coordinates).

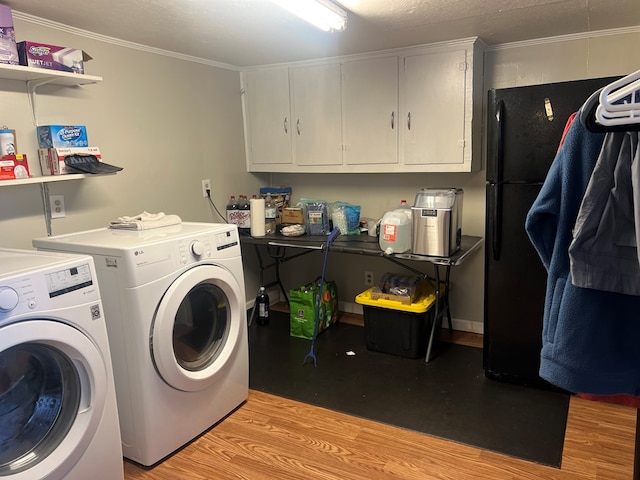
left=0, top=260, right=99, bottom=317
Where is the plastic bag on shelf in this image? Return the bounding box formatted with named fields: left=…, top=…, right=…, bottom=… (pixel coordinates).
left=299, top=198, right=330, bottom=236
left=330, top=201, right=361, bottom=235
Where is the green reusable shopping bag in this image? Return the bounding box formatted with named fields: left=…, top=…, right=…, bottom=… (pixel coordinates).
left=289, top=280, right=339, bottom=339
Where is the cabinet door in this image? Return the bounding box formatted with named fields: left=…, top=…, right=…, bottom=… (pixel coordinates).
left=402, top=49, right=467, bottom=166
left=245, top=68, right=293, bottom=165
left=342, top=56, right=399, bottom=165
left=290, top=63, right=343, bottom=166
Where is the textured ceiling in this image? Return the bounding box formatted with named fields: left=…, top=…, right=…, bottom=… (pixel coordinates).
left=5, top=0, right=640, bottom=68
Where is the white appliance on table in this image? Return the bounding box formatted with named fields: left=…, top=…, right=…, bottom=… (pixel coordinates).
left=0, top=248, right=123, bottom=480
left=33, top=222, right=248, bottom=466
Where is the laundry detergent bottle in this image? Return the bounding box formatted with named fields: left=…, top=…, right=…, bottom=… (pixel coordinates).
left=379, top=209, right=412, bottom=254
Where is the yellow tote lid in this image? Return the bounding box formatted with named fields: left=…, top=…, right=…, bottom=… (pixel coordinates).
left=355, top=286, right=435, bottom=313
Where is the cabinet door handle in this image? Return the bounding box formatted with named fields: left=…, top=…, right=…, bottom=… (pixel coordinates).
left=296, top=119, right=301, bottom=135
left=391, top=111, right=395, bottom=130
left=407, top=112, right=411, bottom=130
left=284, top=117, right=288, bottom=134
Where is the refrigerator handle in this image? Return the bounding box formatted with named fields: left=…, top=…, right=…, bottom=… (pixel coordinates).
left=494, top=100, right=505, bottom=181
left=488, top=183, right=502, bottom=261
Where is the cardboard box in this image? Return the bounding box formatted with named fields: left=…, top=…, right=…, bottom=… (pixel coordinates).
left=0, top=5, right=18, bottom=65
left=281, top=207, right=304, bottom=225
left=17, top=41, right=92, bottom=74
left=39, top=147, right=101, bottom=176
left=37, top=125, right=89, bottom=148
left=0, top=154, right=29, bottom=180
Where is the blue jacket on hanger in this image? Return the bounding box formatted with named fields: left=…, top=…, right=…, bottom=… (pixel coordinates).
left=526, top=109, right=640, bottom=395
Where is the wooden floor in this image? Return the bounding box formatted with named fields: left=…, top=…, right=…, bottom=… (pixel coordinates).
left=123, top=309, right=637, bottom=480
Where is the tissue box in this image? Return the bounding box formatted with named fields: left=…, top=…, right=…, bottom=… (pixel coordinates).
left=17, top=41, right=91, bottom=74
left=0, top=5, right=18, bottom=65
left=37, top=125, right=89, bottom=149
left=0, top=154, right=30, bottom=180
left=39, top=147, right=101, bottom=176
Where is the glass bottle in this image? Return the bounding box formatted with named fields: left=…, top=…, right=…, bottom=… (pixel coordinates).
left=264, top=194, right=277, bottom=234
left=256, top=286, right=270, bottom=325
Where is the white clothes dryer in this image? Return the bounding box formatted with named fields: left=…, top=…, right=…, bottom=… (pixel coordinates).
left=33, top=222, right=248, bottom=466
left=0, top=248, right=123, bottom=480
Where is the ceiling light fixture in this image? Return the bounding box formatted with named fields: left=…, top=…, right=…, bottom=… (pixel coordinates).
left=270, top=0, right=348, bottom=32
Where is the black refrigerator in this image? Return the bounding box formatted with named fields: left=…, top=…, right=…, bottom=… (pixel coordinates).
left=483, top=77, right=619, bottom=389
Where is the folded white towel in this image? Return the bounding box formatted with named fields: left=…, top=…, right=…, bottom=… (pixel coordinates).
left=109, top=211, right=182, bottom=231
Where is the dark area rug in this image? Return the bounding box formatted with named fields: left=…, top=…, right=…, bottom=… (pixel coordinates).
left=248, top=312, right=570, bottom=467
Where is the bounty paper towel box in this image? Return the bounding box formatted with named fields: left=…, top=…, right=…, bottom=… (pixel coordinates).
left=17, top=41, right=91, bottom=73
left=0, top=5, right=18, bottom=65
left=37, top=125, right=89, bottom=149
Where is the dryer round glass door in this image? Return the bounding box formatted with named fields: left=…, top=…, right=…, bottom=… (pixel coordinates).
left=152, top=265, right=244, bottom=392
left=0, top=320, right=108, bottom=480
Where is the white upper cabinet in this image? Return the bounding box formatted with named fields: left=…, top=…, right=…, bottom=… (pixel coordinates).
left=243, top=63, right=342, bottom=171
left=290, top=63, right=343, bottom=167
left=401, top=49, right=468, bottom=168
left=242, top=37, right=484, bottom=173
left=342, top=55, right=399, bottom=166
left=243, top=67, right=292, bottom=166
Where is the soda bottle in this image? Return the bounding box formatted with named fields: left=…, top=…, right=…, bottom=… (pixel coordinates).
left=256, top=286, right=270, bottom=325
left=238, top=195, right=251, bottom=233
left=226, top=195, right=239, bottom=225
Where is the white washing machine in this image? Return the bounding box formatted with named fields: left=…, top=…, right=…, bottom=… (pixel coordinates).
left=33, top=222, right=249, bottom=466
left=0, top=248, right=123, bottom=480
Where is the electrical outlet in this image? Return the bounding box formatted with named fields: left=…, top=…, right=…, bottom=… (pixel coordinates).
left=49, top=194, right=65, bottom=218
left=364, top=271, right=374, bottom=286
left=201, top=179, right=211, bottom=197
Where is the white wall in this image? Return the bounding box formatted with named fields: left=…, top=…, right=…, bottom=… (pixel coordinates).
left=0, top=18, right=269, bottom=300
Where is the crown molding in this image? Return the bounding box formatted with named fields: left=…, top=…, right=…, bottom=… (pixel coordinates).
left=487, top=25, right=640, bottom=51
left=13, top=10, right=640, bottom=67
left=13, top=11, right=241, bottom=72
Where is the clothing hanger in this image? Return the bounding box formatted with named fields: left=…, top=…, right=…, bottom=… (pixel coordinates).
left=580, top=73, right=640, bottom=132
left=580, top=86, right=637, bottom=132
left=599, top=70, right=640, bottom=112
left=596, top=102, right=640, bottom=126
left=594, top=69, right=640, bottom=127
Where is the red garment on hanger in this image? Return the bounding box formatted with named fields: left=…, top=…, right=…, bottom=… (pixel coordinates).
left=558, top=112, right=578, bottom=152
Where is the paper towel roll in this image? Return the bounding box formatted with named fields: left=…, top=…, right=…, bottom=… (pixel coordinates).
left=250, top=198, right=266, bottom=237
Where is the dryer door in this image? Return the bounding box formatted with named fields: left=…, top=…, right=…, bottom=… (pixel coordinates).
left=0, top=320, right=108, bottom=480
left=151, top=264, right=244, bottom=392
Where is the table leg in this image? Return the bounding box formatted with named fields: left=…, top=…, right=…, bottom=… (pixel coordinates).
left=424, top=265, right=453, bottom=363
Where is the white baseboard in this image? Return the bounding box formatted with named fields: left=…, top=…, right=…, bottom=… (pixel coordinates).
left=246, top=293, right=485, bottom=336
